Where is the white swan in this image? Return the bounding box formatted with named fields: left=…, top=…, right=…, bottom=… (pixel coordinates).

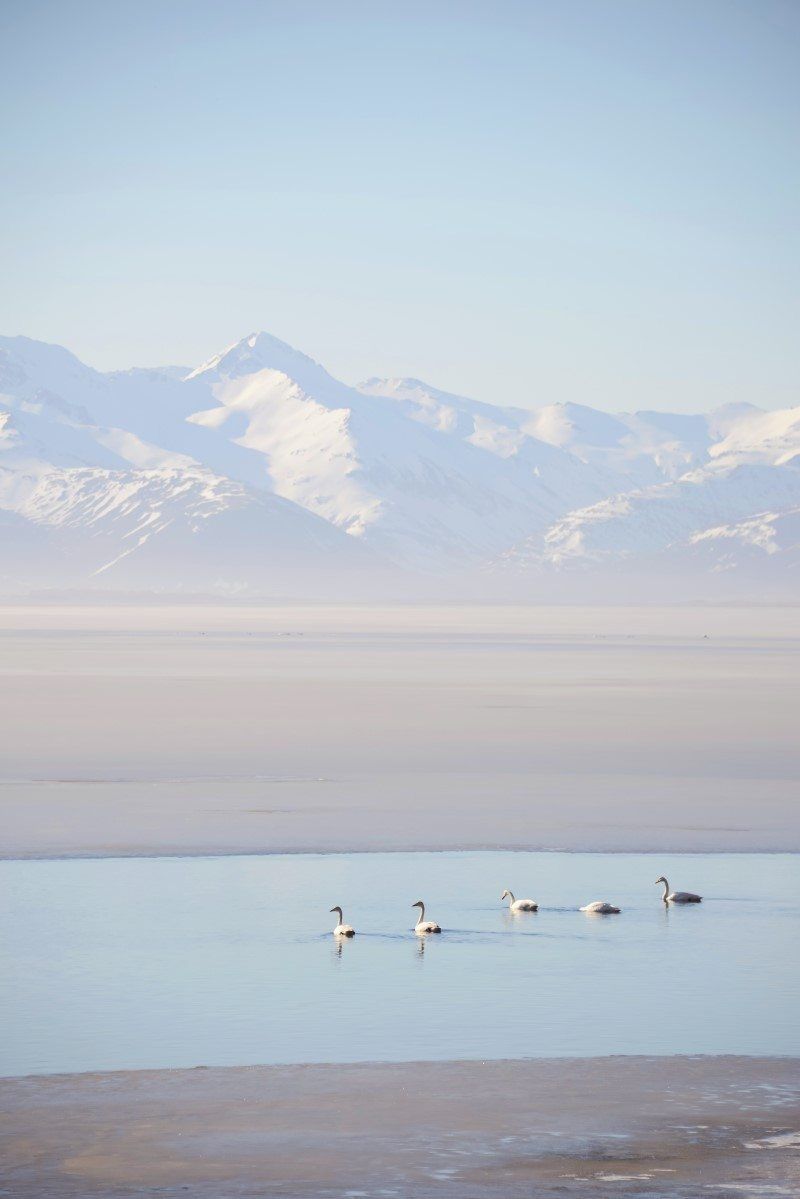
left=580, top=900, right=621, bottom=914
left=412, top=900, right=441, bottom=934
left=500, top=889, right=538, bottom=912
left=656, top=876, right=702, bottom=904
left=329, top=905, right=355, bottom=937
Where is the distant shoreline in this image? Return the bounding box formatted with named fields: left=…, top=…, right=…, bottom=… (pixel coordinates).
left=2, top=844, right=799, bottom=862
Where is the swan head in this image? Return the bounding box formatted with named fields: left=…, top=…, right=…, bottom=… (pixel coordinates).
left=411, top=900, right=424, bottom=910
left=329, top=905, right=343, bottom=918
left=500, top=890, right=511, bottom=901
left=654, top=876, right=667, bottom=885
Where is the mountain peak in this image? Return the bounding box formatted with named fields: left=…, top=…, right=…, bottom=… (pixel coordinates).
left=185, top=331, right=324, bottom=383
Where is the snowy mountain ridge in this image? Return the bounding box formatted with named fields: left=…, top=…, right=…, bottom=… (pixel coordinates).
left=0, top=331, right=798, bottom=597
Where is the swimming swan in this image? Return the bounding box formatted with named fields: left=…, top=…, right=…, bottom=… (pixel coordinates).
left=579, top=901, right=621, bottom=914
left=412, top=900, right=441, bottom=934
left=656, top=876, right=702, bottom=904
left=329, top=906, right=355, bottom=937
left=500, top=889, right=538, bottom=912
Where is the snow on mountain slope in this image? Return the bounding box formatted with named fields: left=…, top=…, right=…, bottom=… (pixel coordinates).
left=0, top=340, right=201, bottom=532
left=497, top=459, right=800, bottom=578
left=0, top=335, right=392, bottom=594
left=367, top=388, right=695, bottom=486
left=358, top=376, right=532, bottom=443
left=357, top=376, right=619, bottom=504
left=360, top=379, right=749, bottom=488
left=187, top=333, right=380, bottom=535
left=522, top=402, right=714, bottom=486
left=0, top=335, right=102, bottom=415
left=6, top=466, right=382, bottom=595
left=0, top=393, right=192, bottom=482
left=709, top=406, right=800, bottom=467
left=685, top=507, right=800, bottom=575
left=0, top=335, right=271, bottom=492
left=0, top=337, right=194, bottom=477
left=185, top=333, right=608, bottom=567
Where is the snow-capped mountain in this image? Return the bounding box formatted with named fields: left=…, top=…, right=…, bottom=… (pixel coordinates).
left=183, top=333, right=610, bottom=567
left=685, top=507, right=800, bottom=578
left=361, top=378, right=716, bottom=486
left=2, top=466, right=379, bottom=596
left=1, top=331, right=798, bottom=597
left=498, top=462, right=800, bottom=572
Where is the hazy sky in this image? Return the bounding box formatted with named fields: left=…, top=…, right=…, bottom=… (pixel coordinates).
left=1, top=0, right=798, bottom=412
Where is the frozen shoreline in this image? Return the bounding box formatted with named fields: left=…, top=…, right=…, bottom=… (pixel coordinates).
left=2, top=769, right=799, bottom=858
left=3, top=1056, right=799, bottom=1197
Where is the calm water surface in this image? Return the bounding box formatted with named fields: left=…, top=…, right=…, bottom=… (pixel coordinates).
left=1, top=851, right=798, bottom=1076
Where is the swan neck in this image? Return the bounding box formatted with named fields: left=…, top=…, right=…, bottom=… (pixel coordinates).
left=661, top=879, right=670, bottom=901
left=507, top=891, right=515, bottom=907
left=417, top=903, right=425, bottom=926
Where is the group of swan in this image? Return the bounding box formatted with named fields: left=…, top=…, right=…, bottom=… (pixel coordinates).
left=330, top=900, right=441, bottom=935
left=330, top=875, right=701, bottom=936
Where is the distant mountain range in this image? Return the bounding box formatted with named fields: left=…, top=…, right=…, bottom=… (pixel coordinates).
left=1, top=331, right=798, bottom=598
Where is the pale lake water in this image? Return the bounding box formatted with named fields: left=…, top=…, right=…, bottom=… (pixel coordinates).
left=1, top=851, right=798, bottom=1077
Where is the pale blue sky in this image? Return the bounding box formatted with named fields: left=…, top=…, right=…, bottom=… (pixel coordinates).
left=1, top=0, right=798, bottom=412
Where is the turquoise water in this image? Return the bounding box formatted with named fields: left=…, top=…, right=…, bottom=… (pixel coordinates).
left=1, top=851, right=798, bottom=1076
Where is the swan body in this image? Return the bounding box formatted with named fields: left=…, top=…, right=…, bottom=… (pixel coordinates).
left=580, top=900, right=621, bottom=914
left=329, top=906, right=355, bottom=937
left=412, top=900, right=441, bottom=934
left=656, top=876, right=702, bottom=904
left=500, top=889, right=538, bottom=912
